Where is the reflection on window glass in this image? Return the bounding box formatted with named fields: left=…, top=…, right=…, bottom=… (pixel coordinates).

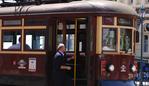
left=118, top=18, right=132, bottom=26
left=102, top=17, right=114, bottom=25
left=79, top=24, right=86, bottom=29
left=102, top=28, right=117, bottom=51
left=136, top=0, right=140, bottom=5
left=67, top=24, right=75, bottom=29
left=66, top=34, right=74, bottom=51
left=79, top=42, right=82, bottom=51
left=144, top=35, right=148, bottom=52
left=57, top=34, right=63, bottom=45
left=24, top=18, right=48, bottom=26
left=58, top=23, right=63, bottom=30
left=120, top=29, right=132, bottom=52
left=2, top=30, right=21, bottom=50
left=3, top=19, right=22, bottom=26
left=25, top=30, right=45, bottom=50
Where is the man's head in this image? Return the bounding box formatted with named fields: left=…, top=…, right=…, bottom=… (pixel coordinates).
left=57, top=43, right=65, bottom=52
left=19, top=37, right=21, bottom=43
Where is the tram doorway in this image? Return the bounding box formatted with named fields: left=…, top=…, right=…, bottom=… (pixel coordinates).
left=56, top=18, right=89, bottom=86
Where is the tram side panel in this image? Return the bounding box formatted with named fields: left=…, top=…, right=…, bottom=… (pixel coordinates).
left=0, top=54, right=46, bottom=86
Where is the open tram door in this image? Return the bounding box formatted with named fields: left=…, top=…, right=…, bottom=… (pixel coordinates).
left=56, top=17, right=96, bottom=86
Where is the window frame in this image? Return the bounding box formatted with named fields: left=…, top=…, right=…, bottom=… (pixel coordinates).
left=2, top=29, right=22, bottom=51
left=102, top=27, right=118, bottom=52
left=119, top=28, right=133, bottom=53
left=2, top=19, right=22, bottom=26
left=117, top=17, right=133, bottom=27
left=102, top=16, right=114, bottom=25
left=24, top=29, right=46, bottom=51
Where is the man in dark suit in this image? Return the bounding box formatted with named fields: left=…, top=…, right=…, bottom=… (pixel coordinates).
left=52, top=43, right=73, bottom=86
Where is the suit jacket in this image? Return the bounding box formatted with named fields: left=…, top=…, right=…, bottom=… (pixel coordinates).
left=53, top=51, right=66, bottom=73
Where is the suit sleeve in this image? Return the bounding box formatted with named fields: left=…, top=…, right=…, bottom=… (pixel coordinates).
left=54, top=55, right=65, bottom=71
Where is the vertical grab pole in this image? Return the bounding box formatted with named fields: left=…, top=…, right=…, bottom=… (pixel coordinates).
left=74, top=18, right=78, bottom=86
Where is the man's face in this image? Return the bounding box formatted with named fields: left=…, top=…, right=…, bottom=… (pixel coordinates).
left=62, top=46, right=66, bottom=52
left=60, top=46, right=65, bottom=52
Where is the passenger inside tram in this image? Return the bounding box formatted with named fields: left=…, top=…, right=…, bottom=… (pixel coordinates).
left=8, top=37, right=31, bottom=49
left=102, top=28, right=116, bottom=51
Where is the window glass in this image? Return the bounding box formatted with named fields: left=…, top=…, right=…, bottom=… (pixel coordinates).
left=78, top=33, right=86, bottom=52
left=146, top=23, right=149, bottom=31
left=25, top=30, right=46, bottom=50
left=58, top=23, right=63, bottom=30
left=57, top=34, right=63, bottom=45
left=119, top=0, right=125, bottom=3
left=24, top=18, right=48, bottom=26
left=57, top=22, right=63, bottom=46
left=79, top=24, right=86, bottom=29
left=145, top=0, right=149, bottom=4
left=65, top=19, right=86, bottom=52
left=66, top=21, right=75, bottom=51
left=128, top=0, right=133, bottom=4
left=2, top=19, right=22, bottom=26
left=131, top=0, right=133, bottom=3
left=66, top=34, right=74, bottom=51
left=102, top=28, right=117, bottom=51
left=2, top=30, right=21, bottom=50
left=120, top=29, right=132, bottom=52
left=102, top=17, right=114, bottom=25
left=67, top=24, right=75, bottom=29
left=144, top=35, right=148, bottom=52
left=118, top=18, right=132, bottom=26
left=136, top=0, right=141, bottom=5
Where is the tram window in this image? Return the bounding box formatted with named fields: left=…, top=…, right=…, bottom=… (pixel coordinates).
left=136, top=0, right=141, bottom=5
left=24, top=18, right=48, bottom=26
left=102, top=17, right=114, bottom=25
left=2, top=19, right=22, bottom=26
left=66, top=23, right=86, bottom=29
left=2, top=30, right=21, bottom=50
left=58, top=23, right=63, bottom=30
left=144, top=35, right=148, bottom=52
left=25, top=30, right=46, bottom=50
left=80, top=24, right=86, bottom=29
left=66, top=34, right=74, bottom=51
left=136, top=31, right=139, bottom=43
left=102, top=28, right=117, bottom=51
left=118, top=18, right=132, bottom=26
left=120, top=29, right=132, bottom=52
left=67, top=24, right=75, bottom=29
left=57, top=34, right=63, bottom=45
left=57, top=22, right=63, bottom=44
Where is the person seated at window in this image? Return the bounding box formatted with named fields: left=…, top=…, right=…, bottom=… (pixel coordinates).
left=8, top=37, right=31, bottom=49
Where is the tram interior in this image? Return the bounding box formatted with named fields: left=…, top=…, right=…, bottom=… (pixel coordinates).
left=57, top=18, right=88, bottom=86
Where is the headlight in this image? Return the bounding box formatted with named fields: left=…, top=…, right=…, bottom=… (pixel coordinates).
left=107, top=64, right=115, bottom=72
left=130, top=64, right=137, bottom=72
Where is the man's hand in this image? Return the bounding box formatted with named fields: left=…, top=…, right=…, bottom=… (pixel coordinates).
left=67, top=56, right=75, bottom=61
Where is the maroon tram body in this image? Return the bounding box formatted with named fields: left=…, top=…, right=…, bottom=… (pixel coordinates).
left=0, top=1, right=138, bottom=86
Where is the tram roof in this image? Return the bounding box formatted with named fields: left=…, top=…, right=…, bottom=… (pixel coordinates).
left=0, top=1, right=137, bottom=16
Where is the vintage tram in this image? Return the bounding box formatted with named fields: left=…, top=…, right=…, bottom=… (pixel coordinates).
left=0, top=1, right=137, bottom=86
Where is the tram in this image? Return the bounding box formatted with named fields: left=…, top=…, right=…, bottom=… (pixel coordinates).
left=0, top=1, right=137, bottom=86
